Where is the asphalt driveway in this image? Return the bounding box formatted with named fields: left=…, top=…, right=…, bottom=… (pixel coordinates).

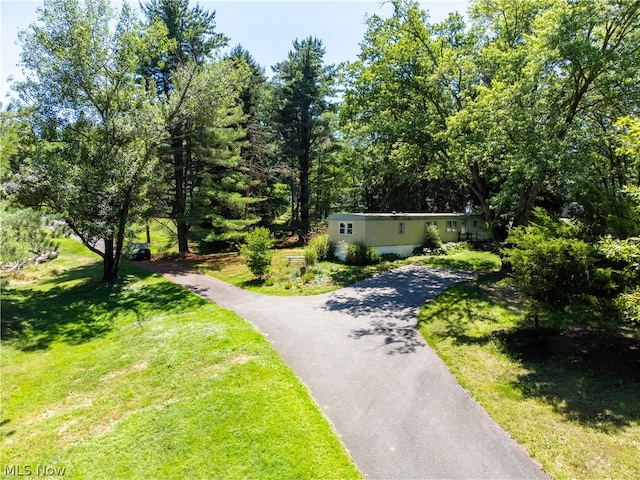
left=142, top=260, right=548, bottom=479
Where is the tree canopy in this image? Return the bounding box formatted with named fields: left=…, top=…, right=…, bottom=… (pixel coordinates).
left=6, top=0, right=640, bottom=291
left=14, top=0, right=170, bottom=280
left=272, top=36, right=336, bottom=239
left=341, top=0, right=640, bottom=241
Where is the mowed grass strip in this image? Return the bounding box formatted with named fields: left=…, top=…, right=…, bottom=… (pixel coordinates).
left=1, top=241, right=360, bottom=479
left=417, top=275, right=640, bottom=479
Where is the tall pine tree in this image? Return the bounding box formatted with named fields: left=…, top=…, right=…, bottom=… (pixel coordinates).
left=272, top=37, right=335, bottom=240
left=141, top=0, right=232, bottom=254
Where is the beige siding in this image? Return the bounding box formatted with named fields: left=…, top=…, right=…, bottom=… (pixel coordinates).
left=363, top=217, right=425, bottom=246
left=330, top=216, right=367, bottom=245
left=327, top=213, right=489, bottom=260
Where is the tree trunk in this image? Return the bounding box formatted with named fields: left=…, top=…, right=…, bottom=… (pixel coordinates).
left=299, top=147, right=311, bottom=242
left=177, top=221, right=190, bottom=256
left=172, top=129, right=190, bottom=256
left=467, top=161, right=510, bottom=242
left=102, top=238, right=119, bottom=282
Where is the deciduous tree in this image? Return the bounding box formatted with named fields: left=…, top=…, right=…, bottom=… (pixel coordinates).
left=14, top=0, right=169, bottom=281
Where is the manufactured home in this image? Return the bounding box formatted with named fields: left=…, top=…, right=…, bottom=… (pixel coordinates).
left=328, top=212, right=489, bottom=260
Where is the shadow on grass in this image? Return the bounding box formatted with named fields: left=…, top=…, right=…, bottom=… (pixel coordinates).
left=424, top=255, right=499, bottom=272
left=420, top=275, right=640, bottom=432
left=2, top=263, right=206, bottom=351
left=496, top=327, right=640, bottom=432
left=327, top=262, right=401, bottom=289
left=176, top=252, right=242, bottom=273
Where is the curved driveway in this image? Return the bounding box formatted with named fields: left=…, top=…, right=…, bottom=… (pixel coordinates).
left=142, top=260, right=547, bottom=480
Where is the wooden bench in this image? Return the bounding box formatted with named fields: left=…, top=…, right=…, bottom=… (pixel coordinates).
left=286, top=255, right=306, bottom=265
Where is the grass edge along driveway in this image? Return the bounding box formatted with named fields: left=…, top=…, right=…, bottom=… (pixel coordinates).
left=1, top=241, right=360, bottom=479
left=418, top=275, right=640, bottom=480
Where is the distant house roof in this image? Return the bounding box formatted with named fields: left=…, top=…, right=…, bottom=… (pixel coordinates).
left=328, top=212, right=481, bottom=220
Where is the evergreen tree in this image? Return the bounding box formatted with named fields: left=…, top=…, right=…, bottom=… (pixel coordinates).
left=141, top=0, right=232, bottom=254
left=272, top=36, right=335, bottom=240
left=227, top=46, right=279, bottom=224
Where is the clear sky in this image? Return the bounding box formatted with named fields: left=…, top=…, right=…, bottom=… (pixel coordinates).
left=1, top=0, right=469, bottom=104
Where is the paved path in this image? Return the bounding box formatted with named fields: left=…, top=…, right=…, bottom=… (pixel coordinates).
left=141, top=260, right=548, bottom=480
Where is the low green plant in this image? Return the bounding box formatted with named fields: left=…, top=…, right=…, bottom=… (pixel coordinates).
left=345, top=243, right=380, bottom=266
left=240, top=227, right=275, bottom=278
left=441, top=241, right=470, bottom=254
left=304, top=233, right=334, bottom=266
left=304, top=245, right=318, bottom=266
left=310, top=233, right=334, bottom=261
left=617, top=287, right=640, bottom=326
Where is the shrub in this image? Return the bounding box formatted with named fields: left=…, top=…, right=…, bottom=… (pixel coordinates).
left=423, top=224, right=442, bottom=252
left=505, top=208, right=640, bottom=328
left=345, top=243, right=380, bottom=266
left=304, top=245, right=318, bottom=266
left=241, top=227, right=275, bottom=278
left=441, top=242, right=470, bottom=254
left=381, top=253, right=402, bottom=262
left=306, top=233, right=334, bottom=263
left=617, top=288, right=640, bottom=326
left=504, top=215, right=596, bottom=309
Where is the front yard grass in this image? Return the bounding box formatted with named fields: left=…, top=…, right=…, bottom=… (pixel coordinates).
left=418, top=274, right=640, bottom=479
left=1, top=239, right=360, bottom=479
left=176, top=247, right=502, bottom=296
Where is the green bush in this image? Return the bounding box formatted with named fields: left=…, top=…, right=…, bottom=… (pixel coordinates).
left=441, top=242, right=471, bottom=254
left=380, top=253, right=402, bottom=262
left=345, top=243, right=380, bottom=266
left=240, top=227, right=275, bottom=278
left=617, top=288, right=640, bottom=326
left=305, top=233, right=334, bottom=264
left=505, top=210, right=640, bottom=329
left=423, top=224, right=442, bottom=252
left=504, top=211, right=596, bottom=309
left=304, top=246, right=318, bottom=266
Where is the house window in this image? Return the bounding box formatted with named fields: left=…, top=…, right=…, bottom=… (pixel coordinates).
left=473, top=220, right=478, bottom=228
left=399, top=222, right=405, bottom=234
left=339, top=222, right=354, bottom=235
left=426, top=221, right=438, bottom=227
left=446, top=220, right=458, bottom=232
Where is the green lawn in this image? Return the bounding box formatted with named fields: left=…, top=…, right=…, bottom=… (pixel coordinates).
left=418, top=274, right=640, bottom=479
left=177, top=246, right=502, bottom=296
left=1, top=239, right=360, bottom=479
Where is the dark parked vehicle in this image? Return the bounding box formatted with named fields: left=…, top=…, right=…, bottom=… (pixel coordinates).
left=129, top=244, right=151, bottom=261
